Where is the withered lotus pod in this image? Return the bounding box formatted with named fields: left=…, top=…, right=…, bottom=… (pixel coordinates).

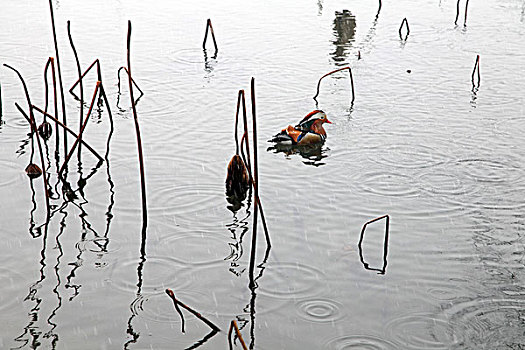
left=225, top=154, right=250, bottom=204
left=38, top=121, right=52, bottom=140
left=25, top=163, right=42, bottom=179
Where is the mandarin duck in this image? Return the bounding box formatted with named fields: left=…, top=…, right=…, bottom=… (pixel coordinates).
left=269, top=110, right=332, bottom=145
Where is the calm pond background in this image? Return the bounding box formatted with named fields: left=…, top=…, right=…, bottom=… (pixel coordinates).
left=1, top=0, right=524, bottom=349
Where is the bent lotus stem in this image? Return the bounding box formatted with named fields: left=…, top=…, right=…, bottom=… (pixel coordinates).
left=43, top=58, right=52, bottom=121
left=31, top=105, right=103, bottom=162
left=69, top=59, right=102, bottom=100
left=202, top=18, right=218, bottom=53
left=117, top=66, right=144, bottom=104
left=165, top=289, right=221, bottom=332
left=399, top=17, right=410, bottom=40
left=58, top=81, right=101, bottom=176
left=14, top=103, right=50, bottom=216
left=67, top=20, right=84, bottom=160
left=5, top=63, right=50, bottom=215
left=358, top=214, right=390, bottom=275
left=50, top=58, right=59, bottom=153
left=313, top=66, right=355, bottom=104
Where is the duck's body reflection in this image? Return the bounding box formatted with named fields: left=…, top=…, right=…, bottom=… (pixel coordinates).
left=267, top=143, right=329, bottom=167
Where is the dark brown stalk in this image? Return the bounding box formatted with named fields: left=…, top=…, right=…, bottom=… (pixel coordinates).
left=48, top=0, right=68, bottom=156
left=50, top=58, right=59, bottom=153
left=455, top=0, right=460, bottom=25
left=239, top=90, right=252, bottom=175
left=69, top=59, right=102, bottom=99
left=237, top=89, right=270, bottom=246
left=228, top=320, right=248, bottom=350
left=5, top=64, right=50, bottom=215
left=464, top=0, right=470, bottom=26
left=313, top=66, right=355, bottom=104
left=165, top=289, right=221, bottom=332
left=471, top=55, right=480, bottom=87
left=399, top=18, right=410, bottom=40
left=58, top=82, right=100, bottom=176
left=43, top=58, right=51, bottom=120
left=248, top=78, right=259, bottom=289
left=234, top=91, right=242, bottom=155
left=31, top=105, right=103, bottom=161
left=127, top=21, right=148, bottom=224
left=14, top=100, right=50, bottom=216
left=0, top=82, right=3, bottom=118
left=117, top=66, right=144, bottom=103
left=67, top=21, right=84, bottom=160
left=98, top=83, right=114, bottom=159
left=202, top=19, right=218, bottom=52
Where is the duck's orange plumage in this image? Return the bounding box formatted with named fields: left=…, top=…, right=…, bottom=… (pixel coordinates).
left=269, top=110, right=332, bottom=145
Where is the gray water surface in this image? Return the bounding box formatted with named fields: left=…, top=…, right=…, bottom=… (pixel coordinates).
left=1, top=0, right=524, bottom=349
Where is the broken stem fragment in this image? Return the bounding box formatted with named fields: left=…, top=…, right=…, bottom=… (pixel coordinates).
left=165, top=289, right=221, bottom=332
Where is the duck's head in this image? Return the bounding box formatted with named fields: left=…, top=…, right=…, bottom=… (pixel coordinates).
left=314, top=110, right=332, bottom=125
left=297, top=110, right=332, bottom=129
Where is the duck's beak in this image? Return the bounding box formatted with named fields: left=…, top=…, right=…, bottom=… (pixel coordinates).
left=325, top=118, right=332, bottom=124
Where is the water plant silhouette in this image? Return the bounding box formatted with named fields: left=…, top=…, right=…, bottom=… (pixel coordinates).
left=471, top=54, right=480, bottom=88
left=455, top=0, right=471, bottom=26
left=48, top=0, right=68, bottom=156
left=203, top=18, right=218, bottom=57
left=67, top=20, right=84, bottom=162
left=228, top=320, right=248, bottom=350
left=58, top=81, right=101, bottom=176
left=399, top=17, right=410, bottom=41
left=358, top=215, right=390, bottom=275
left=313, top=66, right=355, bottom=105
left=5, top=64, right=51, bottom=216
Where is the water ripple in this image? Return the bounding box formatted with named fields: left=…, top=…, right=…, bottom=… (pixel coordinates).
left=0, top=266, right=26, bottom=317
left=455, top=158, right=523, bottom=184
left=296, top=298, right=346, bottom=323
left=356, top=171, right=420, bottom=198
left=369, top=143, right=449, bottom=170
left=258, top=262, right=327, bottom=300
left=106, top=256, right=191, bottom=294
left=130, top=291, right=204, bottom=324
left=0, top=159, right=21, bottom=187
left=384, top=313, right=460, bottom=350
left=157, top=230, right=228, bottom=266
left=443, top=298, right=525, bottom=348
left=324, top=335, right=399, bottom=350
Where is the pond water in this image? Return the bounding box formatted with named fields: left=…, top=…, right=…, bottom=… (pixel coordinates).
left=1, top=0, right=524, bottom=349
